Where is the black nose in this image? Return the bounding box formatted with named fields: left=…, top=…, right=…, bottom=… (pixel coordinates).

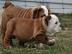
left=60, top=25, right=65, bottom=30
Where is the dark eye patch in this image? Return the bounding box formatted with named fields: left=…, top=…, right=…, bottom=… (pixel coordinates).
left=55, top=22, right=58, bottom=24
left=41, top=14, right=46, bottom=17
left=45, top=16, right=51, bottom=26
left=45, top=18, right=48, bottom=26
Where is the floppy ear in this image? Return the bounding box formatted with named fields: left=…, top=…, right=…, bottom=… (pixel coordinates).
left=33, top=8, right=44, bottom=19
left=45, top=16, right=51, bottom=26
left=44, top=8, right=51, bottom=26
left=3, top=0, right=13, bottom=8
left=33, top=8, right=39, bottom=19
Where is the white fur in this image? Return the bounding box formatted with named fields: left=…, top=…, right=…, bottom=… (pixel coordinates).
left=48, top=39, right=56, bottom=43
left=42, top=14, right=61, bottom=36
left=41, top=5, right=48, bottom=16
left=41, top=6, right=61, bottom=36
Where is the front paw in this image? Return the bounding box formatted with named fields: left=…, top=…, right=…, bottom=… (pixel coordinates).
left=4, top=45, right=12, bottom=49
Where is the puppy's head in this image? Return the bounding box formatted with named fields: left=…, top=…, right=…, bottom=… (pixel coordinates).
left=43, top=14, right=61, bottom=35
left=42, top=9, right=61, bottom=35
left=33, top=5, right=50, bottom=19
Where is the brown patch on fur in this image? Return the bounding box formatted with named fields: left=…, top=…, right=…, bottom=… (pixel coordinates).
left=35, top=34, right=48, bottom=44
left=45, top=16, right=51, bottom=26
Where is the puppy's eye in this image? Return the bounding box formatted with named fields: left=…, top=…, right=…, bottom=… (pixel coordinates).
left=55, top=22, right=58, bottom=24
left=41, top=14, right=46, bottom=17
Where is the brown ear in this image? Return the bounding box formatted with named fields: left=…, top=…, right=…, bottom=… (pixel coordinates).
left=45, top=16, right=51, bottom=26
left=33, top=8, right=44, bottom=19
left=33, top=8, right=39, bottom=19
left=44, top=8, right=51, bottom=26
left=3, top=0, right=13, bottom=8
left=38, top=8, right=45, bottom=17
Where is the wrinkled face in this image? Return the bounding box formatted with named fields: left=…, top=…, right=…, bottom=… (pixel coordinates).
left=47, top=14, right=61, bottom=34
left=43, top=14, right=61, bottom=35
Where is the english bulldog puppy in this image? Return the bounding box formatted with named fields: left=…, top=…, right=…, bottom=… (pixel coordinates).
left=3, top=16, right=49, bottom=48
left=2, top=0, right=61, bottom=48
left=1, top=0, right=50, bottom=46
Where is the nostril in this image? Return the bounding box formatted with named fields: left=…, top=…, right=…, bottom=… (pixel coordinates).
left=60, top=25, right=62, bottom=27
left=60, top=25, right=65, bottom=30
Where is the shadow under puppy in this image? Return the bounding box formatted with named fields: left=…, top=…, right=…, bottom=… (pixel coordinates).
left=3, top=15, right=55, bottom=49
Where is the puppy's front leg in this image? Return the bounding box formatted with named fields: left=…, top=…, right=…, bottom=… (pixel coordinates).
left=3, top=19, right=15, bottom=49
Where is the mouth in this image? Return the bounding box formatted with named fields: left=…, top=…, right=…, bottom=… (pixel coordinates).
left=56, top=27, right=62, bottom=33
